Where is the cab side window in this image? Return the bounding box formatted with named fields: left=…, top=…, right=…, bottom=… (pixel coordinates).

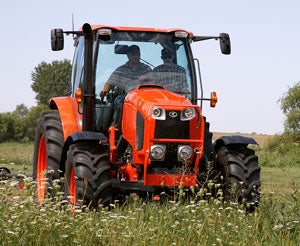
left=71, top=37, right=85, bottom=96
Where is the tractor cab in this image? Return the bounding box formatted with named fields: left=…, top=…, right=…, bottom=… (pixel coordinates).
left=51, top=24, right=230, bottom=134
left=72, top=27, right=195, bottom=133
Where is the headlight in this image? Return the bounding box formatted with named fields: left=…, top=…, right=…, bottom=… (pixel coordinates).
left=152, top=107, right=166, bottom=120
left=150, top=145, right=166, bottom=161
left=177, top=145, right=193, bottom=161
left=180, top=108, right=195, bottom=121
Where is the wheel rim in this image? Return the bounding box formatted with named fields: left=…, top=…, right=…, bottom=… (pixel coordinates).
left=69, top=166, right=77, bottom=206
left=37, top=135, right=47, bottom=205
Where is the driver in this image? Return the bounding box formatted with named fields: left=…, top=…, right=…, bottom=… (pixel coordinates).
left=99, top=45, right=152, bottom=124
left=100, top=45, right=152, bottom=97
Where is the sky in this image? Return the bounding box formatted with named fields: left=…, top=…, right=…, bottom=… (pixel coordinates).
left=1, top=1, right=299, bottom=135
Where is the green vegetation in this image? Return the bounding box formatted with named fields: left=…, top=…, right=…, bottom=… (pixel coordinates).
left=0, top=141, right=299, bottom=245
left=0, top=167, right=299, bottom=245
left=31, top=59, right=72, bottom=105
left=278, top=81, right=300, bottom=140
left=0, top=142, right=33, bottom=169
left=257, top=133, right=300, bottom=167
left=0, top=104, right=48, bottom=142
left=262, top=167, right=300, bottom=194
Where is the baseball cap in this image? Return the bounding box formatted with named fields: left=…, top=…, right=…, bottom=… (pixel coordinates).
left=127, top=45, right=140, bottom=54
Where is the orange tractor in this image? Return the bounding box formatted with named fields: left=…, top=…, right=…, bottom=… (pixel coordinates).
left=33, top=23, right=260, bottom=208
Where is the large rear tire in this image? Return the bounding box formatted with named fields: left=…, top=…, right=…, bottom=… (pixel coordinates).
left=64, top=142, right=113, bottom=209
left=215, top=145, right=261, bottom=209
left=33, top=110, right=64, bottom=205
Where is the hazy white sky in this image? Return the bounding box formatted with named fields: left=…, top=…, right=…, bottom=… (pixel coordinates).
left=1, top=1, right=299, bottom=135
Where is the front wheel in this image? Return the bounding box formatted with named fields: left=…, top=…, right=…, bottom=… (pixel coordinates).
left=215, top=145, right=261, bottom=210
left=32, top=110, right=64, bottom=205
left=64, top=142, right=113, bottom=209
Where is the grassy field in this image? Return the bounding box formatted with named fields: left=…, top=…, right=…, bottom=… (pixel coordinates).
left=0, top=142, right=33, bottom=174
left=0, top=141, right=299, bottom=245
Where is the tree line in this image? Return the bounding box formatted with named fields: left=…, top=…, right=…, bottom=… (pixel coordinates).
left=0, top=60, right=71, bottom=142
left=0, top=59, right=299, bottom=143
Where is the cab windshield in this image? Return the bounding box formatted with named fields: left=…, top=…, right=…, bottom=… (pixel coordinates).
left=94, top=31, right=192, bottom=100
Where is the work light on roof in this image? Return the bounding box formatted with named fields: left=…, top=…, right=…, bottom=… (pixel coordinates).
left=175, top=31, right=188, bottom=38
left=98, top=28, right=112, bottom=36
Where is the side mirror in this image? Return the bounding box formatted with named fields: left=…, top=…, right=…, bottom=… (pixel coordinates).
left=51, top=29, right=64, bottom=51
left=219, top=33, right=231, bottom=55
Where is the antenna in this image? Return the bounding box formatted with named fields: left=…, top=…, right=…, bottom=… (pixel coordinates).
left=72, top=13, right=75, bottom=38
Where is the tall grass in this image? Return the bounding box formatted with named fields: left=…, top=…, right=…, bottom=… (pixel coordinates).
left=0, top=175, right=299, bottom=245
left=0, top=141, right=299, bottom=245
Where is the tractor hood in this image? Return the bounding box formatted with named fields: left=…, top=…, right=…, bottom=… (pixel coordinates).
left=124, top=84, right=193, bottom=112
left=122, top=84, right=203, bottom=160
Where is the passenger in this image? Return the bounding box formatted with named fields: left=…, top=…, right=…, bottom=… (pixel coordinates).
left=152, top=48, right=189, bottom=92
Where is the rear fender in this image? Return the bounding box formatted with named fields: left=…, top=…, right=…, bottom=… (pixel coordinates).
left=213, top=135, right=258, bottom=152
left=50, top=97, right=82, bottom=140
left=60, top=131, right=109, bottom=174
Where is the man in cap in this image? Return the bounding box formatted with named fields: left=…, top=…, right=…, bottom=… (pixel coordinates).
left=99, top=45, right=151, bottom=124
left=100, top=45, right=152, bottom=97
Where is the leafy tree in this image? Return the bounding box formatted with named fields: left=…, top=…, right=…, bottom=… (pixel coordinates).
left=12, top=115, right=26, bottom=141
left=10, top=104, right=31, bottom=142
left=31, top=59, right=72, bottom=105
left=279, top=81, right=300, bottom=141
left=13, top=103, right=29, bottom=117
left=0, top=104, right=48, bottom=142
left=25, top=104, right=49, bottom=141
left=0, top=113, right=14, bottom=142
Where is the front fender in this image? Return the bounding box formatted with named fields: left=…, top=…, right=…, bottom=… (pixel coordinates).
left=50, top=97, right=82, bottom=140
left=214, top=135, right=258, bottom=152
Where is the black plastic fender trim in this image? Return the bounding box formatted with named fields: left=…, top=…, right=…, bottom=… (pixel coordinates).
left=213, top=135, right=258, bottom=151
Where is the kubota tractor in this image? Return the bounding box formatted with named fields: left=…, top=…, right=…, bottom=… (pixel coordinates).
left=33, top=23, right=261, bottom=209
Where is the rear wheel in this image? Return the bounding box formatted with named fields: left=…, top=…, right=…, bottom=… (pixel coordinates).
left=33, top=110, right=64, bottom=205
left=215, top=145, right=261, bottom=210
left=64, top=142, right=113, bottom=209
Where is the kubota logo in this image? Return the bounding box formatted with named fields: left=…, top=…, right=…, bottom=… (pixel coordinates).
left=169, top=111, right=177, bottom=118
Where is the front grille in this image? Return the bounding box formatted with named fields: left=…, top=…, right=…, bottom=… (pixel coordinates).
left=154, top=110, right=190, bottom=139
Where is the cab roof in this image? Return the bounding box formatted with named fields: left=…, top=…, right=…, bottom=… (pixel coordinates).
left=81, top=24, right=193, bottom=36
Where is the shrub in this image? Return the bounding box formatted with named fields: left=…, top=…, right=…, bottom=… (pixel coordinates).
left=258, top=133, right=300, bottom=167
